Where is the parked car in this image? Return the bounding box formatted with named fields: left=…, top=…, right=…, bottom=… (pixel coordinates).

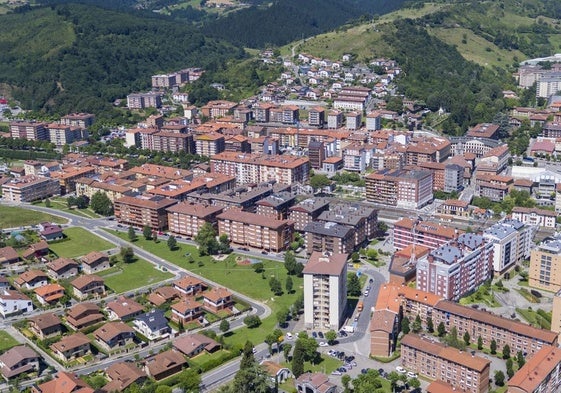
left=361, top=368, right=370, bottom=374
left=331, top=370, right=342, bottom=376
left=318, top=331, right=324, bottom=339
left=407, top=372, right=418, bottom=379
left=285, top=332, right=293, bottom=340
left=312, top=332, right=318, bottom=338
left=319, top=342, right=328, bottom=347
left=396, top=366, right=406, bottom=373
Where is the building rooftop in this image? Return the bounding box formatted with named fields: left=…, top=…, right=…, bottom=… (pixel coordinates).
left=508, top=345, right=561, bottom=392
left=369, top=309, right=398, bottom=334
left=303, top=251, right=348, bottom=276
left=217, top=208, right=293, bottom=230
left=303, top=221, right=354, bottom=238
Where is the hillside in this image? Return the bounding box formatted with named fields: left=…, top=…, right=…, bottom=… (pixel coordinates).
left=0, top=4, right=242, bottom=116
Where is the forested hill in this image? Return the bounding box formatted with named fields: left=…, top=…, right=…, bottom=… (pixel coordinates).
left=0, top=4, right=243, bottom=115
left=201, top=0, right=408, bottom=48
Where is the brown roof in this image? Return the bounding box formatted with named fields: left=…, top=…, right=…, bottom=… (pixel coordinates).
left=426, top=380, right=457, bottom=393
left=106, top=296, right=144, bottom=319
left=50, top=332, right=90, bottom=353
left=145, top=349, right=187, bottom=378
left=0, top=345, right=38, bottom=376
left=370, top=309, right=398, bottom=333
left=171, top=298, right=203, bottom=314
left=94, top=322, right=134, bottom=343
left=375, top=283, right=442, bottom=313
left=67, top=302, right=100, bottom=319
left=508, top=346, right=561, bottom=392
left=147, top=286, right=181, bottom=306
left=71, top=275, right=104, bottom=290
left=167, top=202, right=223, bottom=218
left=15, top=269, right=47, bottom=285
left=217, top=208, right=293, bottom=230
left=440, top=199, right=469, bottom=208
left=512, top=206, right=557, bottom=217
left=34, top=284, right=65, bottom=301
left=80, top=251, right=109, bottom=266
left=514, top=178, right=534, bottom=187
left=115, top=194, right=178, bottom=210
left=435, top=300, right=558, bottom=344
left=204, top=287, right=232, bottom=303
left=295, top=372, right=336, bottom=391
left=29, top=312, right=61, bottom=331
left=303, top=252, right=347, bottom=276
left=466, top=123, right=500, bottom=138
left=211, top=151, right=310, bottom=169
left=394, top=218, right=460, bottom=239
left=173, top=275, right=204, bottom=290
left=401, top=334, right=490, bottom=372
left=47, top=257, right=78, bottom=273
left=34, top=371, right=94, bottom=393
left=173, top=333, right=220, bottom=356
left=0, top=246, right=18, bottom=263
left=104, top=362, right=146, bottom=392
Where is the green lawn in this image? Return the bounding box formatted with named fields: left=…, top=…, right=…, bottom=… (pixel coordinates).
left=98, top=259, right=173, bottom=293
left=0, top=330, right=20, bottom=351
left=516, top=307, right=551, bottom=330
left=105, top=229, right=303, bottom=348
left=0, top=205, right=67, bottom=228
left=34, top=197, right=100, bottom=219
left=459, top=285, right=500, bottom=307
left=49, top=227, right=113, bottom=258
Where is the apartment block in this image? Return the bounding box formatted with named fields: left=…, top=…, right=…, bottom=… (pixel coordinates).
left=365, top=168, right=433, bottom=209
left=327, top=110, right=343, bottom=129
left=552, top=290, right=561, bottom=334
left=46, top=124, right=88, bottom=147
left=317, top=203, right=377, bottom=247
left=200, top=100, right=238, bottom=119
left=308, top=107, right=325, bottom=128
left=466, top=123, right=500, bottom=140
left=416, top=234, right=493, bottom=301
left=167, top=202, right=223, bottom=237
left=529, top=238, right=561, bottom=292
left=255, top=192, right=296, bottom=220
left=370, top=309, right=399, bottom=357
left=2, top=175, right=60, bottom=203
left=303, top=221, right=355, bottom=256
left=512, top=207, right=557, bottom=228
left=475, top=173, right=513, bottom=202
left=405, top=137, right=451, bottom=164
left=210, top=152, right=310, bottom=186
left=127, top=92, right=163, bottom=109
left=508, top=345, right=561, bottom=393
left=195, top=133, right=225, bottom=156
left=289, top=198, right=331, bottom=231
left=303, top=252, right=348, bottom=332
left=393, top=218, right=461, bottom=251
left=366, top=111, right=381, bottom=131
left=75, top=177, right=136, bottom=203
left=308, top=141, right=325, bottom=170
left=60, top=113, right=95, bottom=128
left=401, top=334, right=490, bottom=393
left=151, top=74, right=177, bottom=89
left=483, top=219, right=532, bottom=274
left=217, top=208, right=294, bottom=252
left=10, top=121, right=48, bottom=141
left=114, top=194, right=178, bottom=231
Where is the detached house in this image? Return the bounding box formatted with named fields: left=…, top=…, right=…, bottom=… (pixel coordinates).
left=66, top=303, right=104, bottom=331
left=203, top=287, right=233, bottom=313
left=173, top=333, right=221, bottom=358
left=80, top=251, right=110, bottom=274
left=71, top=275, right=105, bottom=300
left=103, top=362, right=147, bottom=393
left=28, top=313, right=63, bottom=340
left=106, top=296, right=144, bottom=321
left=94, top=322, right=136, bottom=351
left=21, top=240, right=49, bottom=260
left=31, top=371, right=94, bottom=393
left=38, top=222, right=63, bottom=241
left=144, top=349, right=187, bottom=381
left=14, top=270, right=48, bottom=290
left=172, top=275, right=206, bottom=296
left=34, top=284, right=65, bottom=306
left=50, top=333, right=91, bottom=363
left=0, top=246, right=19, bottom=265
left=133, top=309, right=170, bottom=341
left=0, top=290, right=33, bottom=317
left=147, top=286, right=181, bottom=307
left=46, top=257, right=79, bottom=280
left=0, top=346, right=39, bottom=381
left=171, top=298, right=204, bottom=324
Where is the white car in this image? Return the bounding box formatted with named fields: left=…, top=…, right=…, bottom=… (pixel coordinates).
left=285, top=332, right=293, bottom=340
left=407, top=371, right=418, bottom=378
left=396, top=366, right=407, bottom=373
left=319, top=342, right=328, bottom=347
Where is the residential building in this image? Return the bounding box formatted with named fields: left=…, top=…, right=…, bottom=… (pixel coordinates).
left=114, top=194, right=178, bottom=231
left=444, top=164, right=464, bottom=192
left=103, top=362, right=147, bottom=393
left=195, top=133, right=225, bottom=156
left=308, top=107, right=325, bottom=128
left=34, top=284, right=65, bottom=306
left=288, top=197, right=330, bottom=231
left=317, top=203, right=377, bottom=247
left=304, top=221, right=355, bottom=255
left=28, top=313, right=62, bottom=340
left=0, top=290, right=33, bottom=317
left=38, top=222, right=63, bottom=241
left=9, top=121, right=48, bottom=141
left=46, top=124, right=88, bottom=147
left=80, top=251, right=110, bottom=275
left=529, top=238, right=561, bottom=292
left=256, top=192, right=296, bottom=220
left=65, top=303, right=104, bottom=331
left=173, top=275, right=205, bottom=296
left=322, top=156, right=344, bottom=173
left=369, top=309, right=399, bottom=357
left=167, top=202, right=223, bottom=238
left=14, top=270, right=48, bottom=290
left=173, top=333, right=221, bottom=357
left=75, top=177, right=135, bottom=203
left=210, top=152, right=310, bottom=186
left=203, top=287, right=233, bottom=313
left=166, top=296, right=201, bottom=324
left=262, top=361, right=293, bottom=385
left=144, top=349, right=187, bottom=381
left=365, top=169, right=433, bottom=209
left=0, top=246, right=19, bottom=265
left=127, top=92, right=162, bottom=109
left=327, top=110, right=343, bottom=129
left=366, top=111, right=382, bottom=131
left=393, top=218, right=461, bottom=251
left=133, top=309, right=170, bottom=341
left=416, top=234, right=493, bottom=301
left=50, top=333, right=91, bottom=363
left=217, top=209, right=294, bottom=252
left=438, top=199, right=470, bottom=217
left=49, top=165, right=96, bottom=194
left=484, top=219, right=532, bottom=274
left=466, top=123, right=500, bottom=140
left=151, top=74, right=177, bottom=89
left=147, top=286, right=181, bottom=307
left=21, top=240, right=49, bottom=260
left=388, top=244, right=430, bottom=285
left=2, top=175, right=60, bottom=203
left=200, top=100, right=237, bottom=119
left=512, top=207, right=557, bottom=228
left=449, top=136, right=500, bottom=158
left=345, top=111, right=362, bottom=130
left=46, top=258, right=78, bottom=281
left=508, top=345, right=561, bottom=393
left=31, top=371, right=93, bottom=393
left=401, top=334, right=490, bottom=393
left=105, top=296, right=144, bottom=321
left=0, top=345, right=39, bottom=380
left=71, top=275, right=105, bottom=300
left=475, top=173, right=513, bottom=202
left=93, top=322, right=136, bottom=351
left=61, top=113, right=95, bottom=128
left=343, top=144, right=369, bottom=172
left=308, top=140, right=325, bottom=169
left=295, top=373, right=337, bottom=393
left=303, top=252, right=348, bottom=331
left=406, top=137, right=451, bottom=164
left=552, top=290, right=561, bottom=334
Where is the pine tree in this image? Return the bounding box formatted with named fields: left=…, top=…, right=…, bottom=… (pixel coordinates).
left=517, top=351, right=525, bottom=369
left=412, top=314, right=422, bottom=333
left=291, top=340, right=305, bottom=378
left=477, top=336, right=483, bottom=350
left=401, top=317, right=410, bottom=334
left=426, top=316, right=434, bottom=333
left=490, top=339, right=497, bottom=355
left=437, top=321, right=446, bottom=337
left=240, top=341, right=255, bottom=370
left=128, top=226, right=137, bottom=242
left=463, top=331, right=470, bottom=346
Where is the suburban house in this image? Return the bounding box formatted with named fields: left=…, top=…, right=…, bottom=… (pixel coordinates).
left=103, top=362, right=147, bottom=393
left=21, top=240, right=49, bottom=260
left=133, top=309, right=171, bottom=341
left=38, top=222, right=63, bottom=241
left=65, top=303, right=104, bottom=331
left=50, top=333, right=91, bottom=363
left=28, top=313, right=63, bottom=340
left=71, top=275, right=105, bottom=300
left=0, top=346, right=39, bottom=380
left=203, top=287, right=233, bottom=313
left=173, top=333, right=221, bottom=358
left=0, top=246, right=19, bottom=265
left=31, top=371, right=94, bottom=393
left=80, top=251, right=110, bottom=274
left=261, top=361, right=293, bottom=385
left=0, top=289, right=33, bottom=317
left=144, top=349, right=187, bottom=381
left=147, top=286, right=181, bottom=306
left=46, top=257, right=79, bottom=280
left=34, top=284, right=65, bottom=306
left=93, top=322, right=136, bottom=351
left=172, top=275, right=206, bottom=296
left=170, top=298, right=204, bottom=324
left=105, top=296, right=144, bottom=321
left=14, top=270, right=48, bottom=290
left=295, top=372, right=337, bottom=393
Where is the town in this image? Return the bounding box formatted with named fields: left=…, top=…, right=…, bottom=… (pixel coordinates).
left=0, top=46, right=561, bottom=393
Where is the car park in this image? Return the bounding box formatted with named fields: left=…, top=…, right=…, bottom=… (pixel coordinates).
left=396, top=366, right=406, bottom=373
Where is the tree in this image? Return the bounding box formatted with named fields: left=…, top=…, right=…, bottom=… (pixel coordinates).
left=219, top=319, right=230, bottom=334
left=494, top=370, right=505, bottom=386
left=90, top=191, right=113, bottom=216
left=490, top=339, right=497, bottom=355
left=218, top=233, right=231, bottom=253
left=253, top=262, right=264, bottom=273
left=143, top=225, right=152, bottom=240
left=341, top=374, right=351, bottom=393
left=426, top=316, right=434, bottom=333
left=325, top=330, right=337, bottom=345
left=387, top=371, right=400, bottom=392
left=291, top=339, right=305, bottom=378
left=477, top=335, right=483, bottom=350
left=502, top=344, right=511, bottom=359
left=231, top=357, right=269, bottom=392
left=506, top=358, right=514, bottom=379
left=408, top=377, right=421, bottom=390
left=269, top=277, right=283, bottom=295
left=437, top=321, right=446, bottom=337
left=366, top=248, right=378, bottom=261
left=152, top=231, right=158, bottom=242
left=310, top=174, right=331, bottom=190
left=517, top=350, right=525, bottom=369
left=178, top=368, right=201, bottom=392
left=411, top=314, right=422, bottom=333
left=276, top=307, right=289, bottom=327
left=283, top=343, right=292, bottom=361
left=284, top=251, right=303, bottom=276
left=194, top=222, right=220, bottom=256
left=120, top=246, right=135, bottom=263
left=463, top=331, right=471, bottom=346
left=351, top=252, right=360, bottom=262
left=444, top=327, right=465, bottom=350
left=401, top=317, right=410, bottom=334
left=44, top=198, right=51, bottom=208
left=377, top=221, right=388, bottom=236
left=155, top=386, right=172, bottom=393
left=244, top=315, right=261, bottom=328
left=347, top=273, right=362, bottom=297
left=265, top=334, right=276, bottom=355
left=240, top=341, right=255, bottom=370
left=128, top=226, right=137, bottom=242
left=285, top=276, right=293, bottom=293
left=167, top=235, right=177, bottom=250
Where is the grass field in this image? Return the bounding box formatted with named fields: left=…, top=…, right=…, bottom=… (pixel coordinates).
left=516, top=307, right=551, bottom=330
left=49, top=227, right=113, bottom=258
left=34, top=197, right=101, bottom=219
left=105, top=229, right=303, bottom=347
left=0, top=330, right=20, bottom=351
left=98, top=259, right=173, bottom=293
left=0, top=205, right=67, bottom=228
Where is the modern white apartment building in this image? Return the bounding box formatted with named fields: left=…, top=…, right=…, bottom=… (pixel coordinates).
left=483, top=219, right=532, bottom=274
left=303, top=252, right=348, bottom=332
